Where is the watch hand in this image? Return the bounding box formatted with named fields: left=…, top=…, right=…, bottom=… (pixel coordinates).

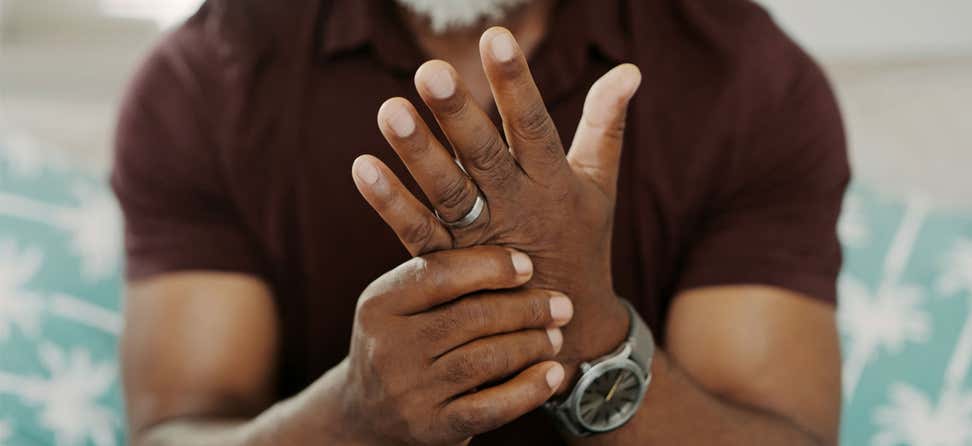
left=605, top=372, right=625, bottom=402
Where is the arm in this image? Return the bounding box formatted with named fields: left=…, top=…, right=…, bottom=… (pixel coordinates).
left=121, top=272, right=351, bottom=445
left=122, top=248, right=572, bottom=446
left=568, top=285, right=840, bottom=445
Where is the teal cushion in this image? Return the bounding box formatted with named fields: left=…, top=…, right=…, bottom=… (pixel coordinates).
left=0, top=142, right=125, bottom=446
left=838, top=184, right=972, bottom=445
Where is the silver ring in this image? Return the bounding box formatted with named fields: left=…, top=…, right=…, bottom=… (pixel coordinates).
left=436, top=193, right=486, bottom=229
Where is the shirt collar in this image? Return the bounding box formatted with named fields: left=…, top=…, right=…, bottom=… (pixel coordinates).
left=317, top=0, right=628, bottom=71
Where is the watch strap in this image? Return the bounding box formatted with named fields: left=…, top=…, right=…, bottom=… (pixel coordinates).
left=619, top=299, right=654, bottom=378
left=544, top=298, right=655, bottom=436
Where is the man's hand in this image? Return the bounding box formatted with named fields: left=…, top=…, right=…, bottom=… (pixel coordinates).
left=352, top=27, right=641, bottom=381
left=334, top=246, right=570, bottom=445
left=124, top=246, right=574, bottom=446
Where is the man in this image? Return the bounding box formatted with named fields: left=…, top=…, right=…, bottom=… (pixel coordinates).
left=113, top=0, right=848, bottom=444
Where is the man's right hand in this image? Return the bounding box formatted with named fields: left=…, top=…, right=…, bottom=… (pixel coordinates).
left=331, top=245, right=572, bottom=445
left=123, top=247, right=568, bottom=446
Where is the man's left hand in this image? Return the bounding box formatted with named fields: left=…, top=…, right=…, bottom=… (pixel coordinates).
left=351, top=26, right=641, bottom=387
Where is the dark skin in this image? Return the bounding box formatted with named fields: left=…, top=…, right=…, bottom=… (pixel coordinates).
left=355, top=26, right=841, bottom=445
left=125, top=247, right=573, bottom=446
left=122, top=9, right=841, bottom=446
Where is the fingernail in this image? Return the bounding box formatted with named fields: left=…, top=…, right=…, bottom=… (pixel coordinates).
left=425, top=67, right=455, bottom=99
left=546, top=363, right=565, bottom=389
left=546, top=328, right=563, bottom=353
left=510, top=250, right=532, bottom=278
left=549, top=295, right=573, bottom=325
left=384, top=103, right=415, bottom=138
left=355, top=159, right=380, bottom=185
left=490, top=31, right=516, bottom=63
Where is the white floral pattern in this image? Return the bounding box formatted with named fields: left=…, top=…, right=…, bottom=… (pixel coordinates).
left=60, top=184, right=123, bottom=282
left=0, top=140, right=124, bottom=445
left=839, top=195, right=871, bottom=248
left=872, top=384, right=972, bottom=446
left=0, top=240, right=45, bottom=341
left=34, top=343, right=118, bottom=446
left=0, top=343, right=119, bottom=446
left=939, top=240, right=972, bottom=397
left=838, top=189, right=972, bottom=444
left=0, top=187, right=121, bottom=282
left=0, top=131, right=67, bottom=178
left=0, top=419, right=12, bottom=446
left=840, top=277, right=931, bottom=398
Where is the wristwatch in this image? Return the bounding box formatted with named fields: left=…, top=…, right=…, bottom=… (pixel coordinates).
left=544, top=299, right=655, bottom=436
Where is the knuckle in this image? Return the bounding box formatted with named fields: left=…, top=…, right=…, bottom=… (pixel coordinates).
left=435, top=174, right=474, bottom=212
left=477, top=342, right=510, bottom=378
left=608, top=117, right=627, bottom=139
left=402, top=256, right=434, bottom=283
left=583, top=111, right=627, bottom=141
left=465, top=136, right=509, bottom=174
left=463, top=247, right=518, bottom=288
left=527, top=296, right=549, bottom=326
left=437, top=93, right=470, bottom=119
left=400, top=216, right=436, bottom=248
left=513, top=103, right=556, bottom=142
left=358, top=336, right=394, bottom=383
left=443, top=353, right=476, bottom=385
left=463, top=298, right=491, bottom=329
left=480, top=246, right=514, bottom=272
left=448, top=406, right=492, bottom=437
left=421, top=311, right=461, bottom=343
left=354, top=292, right=383, bottom=325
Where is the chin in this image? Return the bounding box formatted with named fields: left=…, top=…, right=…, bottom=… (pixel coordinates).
left=395, top=0, right=532, bottom=34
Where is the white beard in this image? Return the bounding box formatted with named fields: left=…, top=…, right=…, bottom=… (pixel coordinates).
left=395, top=0, right=530, bottom=34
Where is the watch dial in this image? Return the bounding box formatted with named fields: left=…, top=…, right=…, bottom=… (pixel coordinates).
left=578, top=367, right=641, bottom=431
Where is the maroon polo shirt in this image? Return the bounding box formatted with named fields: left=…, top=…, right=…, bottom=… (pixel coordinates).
left=112, top=0, right=849, bottom=443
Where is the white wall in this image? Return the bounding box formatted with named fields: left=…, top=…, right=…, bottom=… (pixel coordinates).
left=755, top=0, right=972, bottom=59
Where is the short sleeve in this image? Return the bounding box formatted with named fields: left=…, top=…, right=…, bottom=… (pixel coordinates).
left=676, top=10, right=850, bottom=303
left=110, top=20, right=266, bottom=281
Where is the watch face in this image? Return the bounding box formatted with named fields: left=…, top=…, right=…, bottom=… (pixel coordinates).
left=575, top=361, right=645, bottom=432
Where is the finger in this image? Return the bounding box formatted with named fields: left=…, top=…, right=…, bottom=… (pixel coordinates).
left=414, top=60, right=523, bottom=195
left=435, top=328, right=563, bottom=394
left=441, top=361, right=564, bottom=438
left=566, top=64, right=642, bottom=200
left=480, top=27, right=568, bottom=179
left=376, top=98, right=488, bottom=228
left=417, top=289, right=574, bottom=357
left=352, top=155, right=452, bottom=256
left=362, top=245, right=534, bottom=315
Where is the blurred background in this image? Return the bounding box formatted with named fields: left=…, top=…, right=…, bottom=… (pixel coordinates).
left=1, top=1, right=970, bottom=445
left=2, top=0, right=971, bottom=201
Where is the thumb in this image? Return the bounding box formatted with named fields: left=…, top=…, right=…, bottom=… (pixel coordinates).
left=567, top=63, right=641, bottom=199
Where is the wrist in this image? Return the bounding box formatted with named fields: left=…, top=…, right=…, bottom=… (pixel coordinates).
left=557, top=291, right=629, bottom=393
left=312, top=358, right=379, bottom=445
left=247, top=359, right=374, bottom=446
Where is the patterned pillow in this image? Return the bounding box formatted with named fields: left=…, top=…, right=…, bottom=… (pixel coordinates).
left=0, top=138, right=125, bottom=446
left=839, top=185, right=972, bottom=445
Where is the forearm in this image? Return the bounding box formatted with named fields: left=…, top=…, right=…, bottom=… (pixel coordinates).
left=133, top=361, right=361, bottom=446
left=567, top=350, right=827, bottom=446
